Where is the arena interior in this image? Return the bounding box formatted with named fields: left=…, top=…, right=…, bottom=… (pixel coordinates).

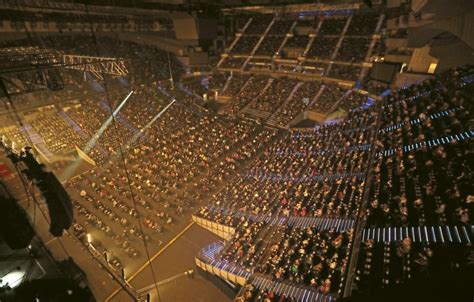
left=0, top=0, right=473, bottom=301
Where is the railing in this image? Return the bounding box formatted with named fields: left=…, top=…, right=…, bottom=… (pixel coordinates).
left=376, top=130, right=474, bottom=157
left=199, top=206, right=355, bottom=231
left=192, top=215, right=236, bottom=239
left=251, top=273, right=336, bottom=302
left=342, top=98, right=384, bottom=298
left=362, top=225, right=473, bottom=244
left=195, top=241, right=251, bottom=286
left=68, top=231, right=143, bottom=301
left=197, top=241, right=225, bottom=262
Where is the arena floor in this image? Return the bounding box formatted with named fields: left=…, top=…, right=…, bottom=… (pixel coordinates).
left=0, top=151, right=232, bottom=302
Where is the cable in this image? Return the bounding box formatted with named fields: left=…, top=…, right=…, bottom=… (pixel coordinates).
left=0, top=6, right=141, bottom=301
left=81, top=4, right=212, bottom=297
left=3, top=4, right=152, bottom=301
left=2, top=146, right=79, bottom=291
left=12, top=160, right=71, bottom=258
left=0, top=116, right=73, bottom=264
left=5, top=0, right=75, bottom=260
left=0, top=89, right=40, bottom=233
left=2, top=5, right=203, bottom=301
left=81, top=5, right=162, bottom=301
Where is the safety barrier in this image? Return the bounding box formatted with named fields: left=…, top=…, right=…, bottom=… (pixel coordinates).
left=362, top=225, right=473, bottom=244
left=192, top=215, right=236, bottom=240
left=195, top=241, right=250, bottom=286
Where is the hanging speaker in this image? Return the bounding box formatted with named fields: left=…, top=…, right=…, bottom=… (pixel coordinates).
left=0, top=187, right=35, bottom=249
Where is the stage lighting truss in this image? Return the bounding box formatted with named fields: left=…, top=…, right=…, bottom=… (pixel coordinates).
left=62, top=54, right=129, bottom=80
left=0, top=47, right=129, bottom=94
left=0, top=46, right=62, bottom=71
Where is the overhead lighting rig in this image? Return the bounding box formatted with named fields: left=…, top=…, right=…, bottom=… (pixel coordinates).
left=0, top=46, right=65, bottom=93
left=62, top=54, right=129, bottom=81
left=0, top=46, right=129, bottom=95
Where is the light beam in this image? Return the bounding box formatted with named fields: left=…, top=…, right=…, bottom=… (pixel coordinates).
left=83, top=90, right=134, bottom=154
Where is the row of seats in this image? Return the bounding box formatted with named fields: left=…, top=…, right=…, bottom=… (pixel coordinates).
left=197, top=66, right=473, bottom=301
left=228, top=12, right=380, bottom=62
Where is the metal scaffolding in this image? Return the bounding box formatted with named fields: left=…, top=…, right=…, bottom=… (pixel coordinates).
left=62, top=54, right=129, bottom=80
left=0, top=47, right=129, bottom=94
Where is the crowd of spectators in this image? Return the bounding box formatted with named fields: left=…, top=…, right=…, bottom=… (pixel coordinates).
left=306, top=37, right=339, bottom=59
left=336, top=38, right=371, bottom=62
left=196, top=126, right=279, bottom=192
left=246, top=59, right=273, bottom=72
left=62, top=90, right=138, bottom=163
left=295, top=18, right=318, bottom=29
left=55, top=84, right=276, bottom=270
left=337, top=91, right=369, bottom=112
left=181, top=73, right=229, bottom=97
left=270, top=81, right=322, bottom=126
left=244, top=15, right=274, bottom=35
left=1, top=117, right=30, bottom=150
left=327, top=64, right=363, bottom=81
left=221, top=57, right=246, bottom=69
left=210, top=217, right=355, bottom=298
left=255, top=36, right=285, bottom=56
left=0, top=8, right=170, bottom=32
left=366, top=67, right=473, bottom=228
left=219, top=11, right=382, bottom=84
left=231, top=36, right=260, bottom=55
left=308, top=84, right=348, bottom=114
left=217, top=73, right=368, bottom=125
left=221, top=74, right=249, bottom=97
left=267, top=18, right=295, bottom=35
left=196, top=100, right=380, bottom=300
left=1, top=80, right=130, bottom=162
left=28, top=110, right=85, bottom=154
left=355, top=239, right=470, bottom=295
left=235, top=15, right=251, bottom=31
left=0, top=35, right=291, bottom=276
left=197, top=106, right=377, bottom=225
left=226, top=76, right=271, bottom=115
left=198, top=66, right=473, bottom=301
left=207, top=73, right=229, bottom=92
left=300, top=61, right=329, bottom=76
left=1, top=16, right=471, bottom=302
left=258, top=227, right=352, bottom=295
left=318, top=17, right=348, bottom=35
left=283, top=35, right=310, bottom=49
left=345, top=13, right=380, bottom=36
left=249, top=77, right=298, bottom=113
